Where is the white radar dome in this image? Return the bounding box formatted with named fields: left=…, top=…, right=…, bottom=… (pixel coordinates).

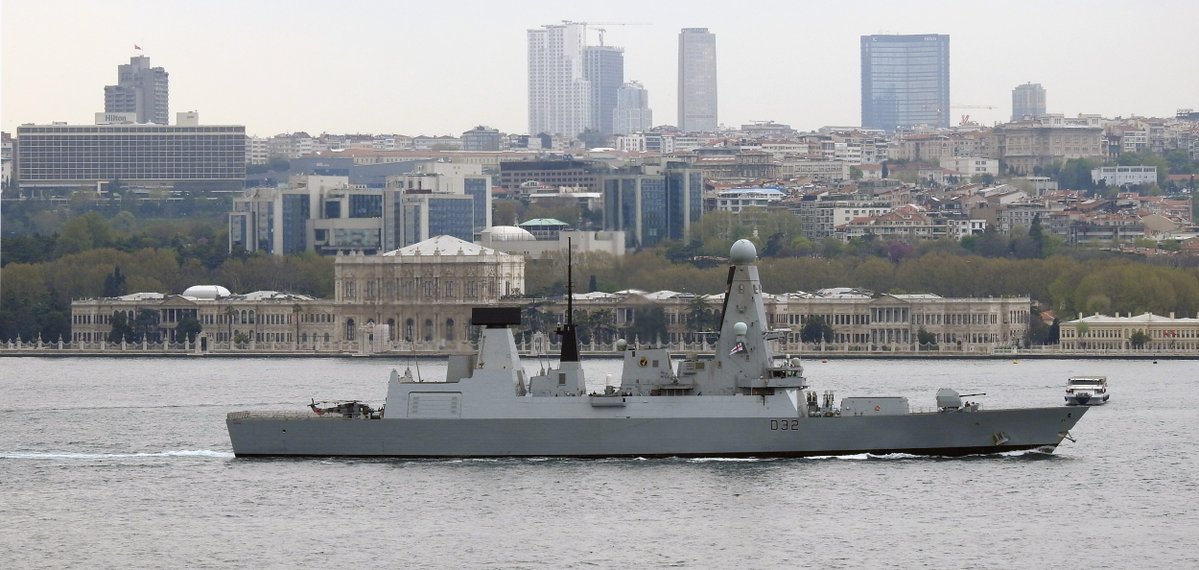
left=729, top=239, right=757, bottom=264
left=733, top=322, right=748, bottom=336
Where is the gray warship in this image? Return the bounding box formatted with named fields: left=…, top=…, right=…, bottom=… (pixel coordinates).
left=227, top=239, right=1088, bottom=458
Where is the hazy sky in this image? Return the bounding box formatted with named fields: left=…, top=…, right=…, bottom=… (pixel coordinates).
left=3, top=0, right=1197, bottom=138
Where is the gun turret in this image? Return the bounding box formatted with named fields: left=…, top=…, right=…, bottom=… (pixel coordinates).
left=936, top=389, right=986, bottom=410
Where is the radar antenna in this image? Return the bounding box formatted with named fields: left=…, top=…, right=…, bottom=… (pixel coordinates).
left=556, top=237, right=580, bottom=362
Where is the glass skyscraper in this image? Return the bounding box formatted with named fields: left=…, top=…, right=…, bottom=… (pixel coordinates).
left=677, top=28, right=717, bottom=133
left=601, top=163, right=703, bottom=248
left=860, top=34, right=950, bottom=132
left=613, top=81, right=652, bottom=135
left=583, top=45, right=624, bottom=136
left=1011, top=83, right=1046, bottom=122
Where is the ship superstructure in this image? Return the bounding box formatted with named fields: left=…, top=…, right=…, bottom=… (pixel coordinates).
left=228, top=240, right=1087, bottom=457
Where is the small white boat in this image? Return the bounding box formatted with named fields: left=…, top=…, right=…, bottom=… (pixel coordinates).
left=1065, top=376, right=1110, bottom=406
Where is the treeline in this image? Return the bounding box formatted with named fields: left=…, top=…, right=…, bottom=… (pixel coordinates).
left=5, top=209, right=1199, bottom=343
left=1, top=247, right=333, bottom=343
left=3, top=211, right=230, bottom=268
left=1039, top=151, right=1199, bottom=199
left=528, top=246, right=1199, bottom=321
left=1, top=194, right=232, bottom=238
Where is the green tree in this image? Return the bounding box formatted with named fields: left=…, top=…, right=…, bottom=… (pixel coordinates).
left=111, top=211, right=137, bottom=235
left=0, top=263, right=50, bottom=341
left=1025, top=307, right=1051, bottom=347
left=577, top=128, right=608, bottom=149
left=1028, top=214, right=1045, bottom=258
left=917, top=327, right=938, bottom=349
left=54, top=212, right=115, bottom=257
left=523, top=196, right=582, bottom=227
left=579, top=308, right=617, bottom=346
left=853, top=256, right=895, bottom=292
left=685, top=296, right=720, bottom=332
left=1075, top=321, right=1091, bottom=347
left=800, top=316, right=834, bottom=344
left=1117, top=152, right=1169, bottom=185
left=1, top=234, right=58, bottom=266
left=849, top=166, right=863, bottom=181
left=1056, top=158, right=1100, bottom=191
left=626, top=306, right=667, bottom=346
left=31, top=287, right=71, bottom=345
left=102, top=265, right=127, bottom=297
left=493, top=200, right=520, bottom=225
left=1164, top=149, right=1197, bottom=175
left=131, top=309, right=161, bottom=343
left=108, top=311, right=134, bottom=344
left=1129, top=330, right=1150, bottom=349
left=175, top=316, right=202, bottom=343
left=970, top=225, right=1009, bottom=257
left=970, top=173, right=996, bottom=186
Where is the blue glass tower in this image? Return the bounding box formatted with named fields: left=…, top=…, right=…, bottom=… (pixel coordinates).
left=861, top=34, right=950, bottom=132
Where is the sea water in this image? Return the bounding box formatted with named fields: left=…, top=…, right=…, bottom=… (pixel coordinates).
left=1, top=357, right=1195, bottom=568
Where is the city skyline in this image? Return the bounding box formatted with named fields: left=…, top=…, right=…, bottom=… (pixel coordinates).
left=3, top=0, right=1197, bottom=137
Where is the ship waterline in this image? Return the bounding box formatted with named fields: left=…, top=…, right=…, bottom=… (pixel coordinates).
left=227, top=239, right=1088, bottom=458
left=227, top=406, right=1083, bottom=458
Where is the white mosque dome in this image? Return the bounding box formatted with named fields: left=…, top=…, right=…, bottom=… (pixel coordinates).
left=484, top=226, right=536, bottom=241
left=181, top=285, right=231, bottom=299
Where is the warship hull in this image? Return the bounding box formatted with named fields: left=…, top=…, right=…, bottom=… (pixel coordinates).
left=228, top=403, right=1085, bottom=458
left=227, top=239, right=1090, bottom=459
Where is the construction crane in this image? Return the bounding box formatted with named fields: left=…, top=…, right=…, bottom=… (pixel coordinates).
left=561, top=20, right=650, bottom=46
left=951, top=103, right=997, bottom=110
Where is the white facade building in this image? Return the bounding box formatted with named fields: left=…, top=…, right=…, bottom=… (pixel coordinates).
left=246, top=136, right=269, bottom=165
left=784, top=160, right=850, bottom=182
left=1092, top=166, right=1157, bottom=186
left=528, top=23, right=590, bottom=137
left=478, top=227, right=626, bottom=258
left=715, top=188, right=786, bottom=212
left=940, top=156, right=999, bottom=178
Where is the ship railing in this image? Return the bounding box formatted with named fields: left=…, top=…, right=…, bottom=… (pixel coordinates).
left=226, top=410, right=373, bottom=421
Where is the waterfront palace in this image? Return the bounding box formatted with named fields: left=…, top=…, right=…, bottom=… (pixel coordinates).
left=62, top=235, right=1199, bottom=355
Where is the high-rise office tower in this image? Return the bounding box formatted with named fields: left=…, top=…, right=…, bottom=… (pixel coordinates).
left=677, top=28, right=717, bottom=132
left=602, top=162, right=704, bottom=248
left=104, top=55, right=169, bottom=125
left=612, top=81, right=653, bottom=134
left=583, top=45, right=624, bottom=136
left=860, top=34, right=950, bottom=132
left=528, top=23, right=591, bottom=137
left=1011, top=83, right=1046, bottom=122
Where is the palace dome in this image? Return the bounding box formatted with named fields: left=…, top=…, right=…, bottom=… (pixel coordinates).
left=181, top=285, right=231, bottom=299
left=484, top=226, right=536, bottom=241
